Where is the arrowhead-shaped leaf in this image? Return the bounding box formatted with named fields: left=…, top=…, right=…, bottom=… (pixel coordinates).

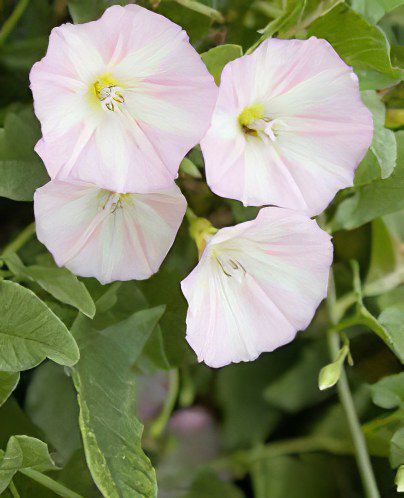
left=0, top=281, right=79, bottom=371
left=72, top=306, right=165, bottom=498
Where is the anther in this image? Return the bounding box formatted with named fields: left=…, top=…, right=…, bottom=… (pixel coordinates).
left=96, top=84, right=125, bottom=112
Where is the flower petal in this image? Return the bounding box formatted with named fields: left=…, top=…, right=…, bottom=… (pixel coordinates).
left=34, top=180, right=187, bottom=284
left=201, top=37, right=373, bottom=215
left=30, top=5, right=217, bottom=192
left=181, top=207, right=332, bottom=367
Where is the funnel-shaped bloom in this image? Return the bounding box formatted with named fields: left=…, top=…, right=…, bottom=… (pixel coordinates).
left=201, top=37, right=373, bottom=215
left=30, top=5, right=217, bottom=192
left=34, top=180, right=186, bottom=284
left=181, top=207, right=332, bottom=367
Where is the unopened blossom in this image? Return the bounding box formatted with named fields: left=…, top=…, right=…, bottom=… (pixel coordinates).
left=30, top=5, right=217, bottom=193
left=34, top=180, right=186, bottom=284
left=201, top=37, right=373, bottom=215
left=181, top=207, right=332, bottom=368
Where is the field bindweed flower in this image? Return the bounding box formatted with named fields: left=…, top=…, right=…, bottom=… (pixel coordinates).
left=30, top=5, right=217, bottom=193
left=201, top=37, right=373, bottom=215
left=181, top=207, right=332, bottom=367
left=34, top=180, right=187, bottom=284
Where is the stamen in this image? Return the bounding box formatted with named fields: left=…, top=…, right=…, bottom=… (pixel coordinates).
left=238, top=104, right=287, bottom=143
left=216, top=255, right=246, bottom=280
left=99, top=192, right=128, bottom=213
left=217, top=258, right=232, bottom=277
left=94, top=80, right=125, bottom=112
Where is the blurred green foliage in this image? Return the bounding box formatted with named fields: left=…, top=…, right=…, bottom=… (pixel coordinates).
left=0, top=0, right=403, bottom=497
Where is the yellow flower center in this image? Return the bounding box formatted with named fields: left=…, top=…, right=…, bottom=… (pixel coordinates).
left=238, top=103, right=285, bottom=142
left=238, top=103, right=265, bottom=128
left=93, top=74, right=125, bottom=112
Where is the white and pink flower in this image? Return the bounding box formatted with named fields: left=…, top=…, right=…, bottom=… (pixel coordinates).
left=201, top=37, right=373, bottom=215
left=181, top=207, right=333, bottom=367
left=34, top=180, right=186, bottom=284
left=30, top=4, right=217, bottom=193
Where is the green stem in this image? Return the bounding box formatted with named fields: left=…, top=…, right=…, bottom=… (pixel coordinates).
left=252, top=1, right=283, bottom=18
left=332, top=291, right=357, bottom=323
left=185, top=206, right=197, bottom=222
left=150, top=369, right=179, bottom=439
left=327, top=330, right=380, bottom=498
left=2, top=222, right=35, bottom=257
left=169, top=0, right=224, bottom=22
left=179, top=366, right=195, bottom=407
left=19, top=469, right=83, bottom=498
left=8, top=481, right=21, bottom=498
left=208, top=435, right=354, bottom=476
left=363, top=410, right=403, bottom=434
left=0, top=0, right=30, bottom=47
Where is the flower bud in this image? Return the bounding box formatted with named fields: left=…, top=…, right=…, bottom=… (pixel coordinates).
left=319, top=358, right=344, bottom=391
left=395, top=465, right=404, bottom=492
left=188, top=215, right=217, bottom=258
left=318, top=338, right=352, bottom=391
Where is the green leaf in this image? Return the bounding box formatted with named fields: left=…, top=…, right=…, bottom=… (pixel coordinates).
left=391, top=427, right=404, bottom=468
left=0, top=436, right=57, bottom=494
left=365, top=219, right=398, bottom=288
left=248, top=0, right=302, bottom=50
left=343, top=261, right=404, bottom=362
left=250, top=0, right=342, bottom=49
left=364, top=218, right=404, bottom=296
left=56, top=449, right=103, bottom=498
left=25, top=363, right=81, bottom=465
left=72, top=307, right=165, bottom=498
left=363, top=411, right=402, bottom=458
left=384, top=209, right=404, bottom=241
left=0, top=37, right=47, bottom=71
left=0, top=398, right=41, bottom=449
left=184, top=470, right=244, bottom=498
left=69, top=281, right=170, bottom=372
left=308, top=3, right=403, bottom=88
left=0, top=107, right=49, bottom=201
left=138, top=270, right=194, bottom=368
left=0, top=372, right=19, bottom=408
left=312, top=385, right=371, bottom=441
left=377, top=305, right=404, bottom=362
left=251, top=455, right=342, bottom=498
left=179, top=157, right=202, bottom=179
left=354, top=91, right=397, bottom=185
left=68, top=0, right=128, bottom=23
left=216, top=355, right=282, bottom=449
left=371, top=372, right=404, bottom=409
left=4, top=253, right=96, bottom=318
left=264, top=340, right=330, bottom=412
left=0, top=280, right=79, bottom=371
left=227, top=199, right=259, bottom=223
left=351, top=0, right=404, bottom=24
left=378, top=284, right=404, bottom=310
left=156, top=2, right=211, bottom=45
left=330, top=131, right=404, bottom=231
left=201, top=44, right=243, bottom=84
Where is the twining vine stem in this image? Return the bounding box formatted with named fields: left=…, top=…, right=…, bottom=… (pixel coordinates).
left=0, top=0, right=30, bottom=47
left=2, top=222, right=36, bottom=257
left=167, top=0, right=224, bottom=23
left=327, top=330, right=380, bottom=498
left=19, top=469, right=84, bottom=498
left=8, top=481, right=21, bottom=498
left=149, top=369, right=180, bottom=439
left=208, top=435, right=355, bottom=476
left=327, top=276, right=381, bottom=498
